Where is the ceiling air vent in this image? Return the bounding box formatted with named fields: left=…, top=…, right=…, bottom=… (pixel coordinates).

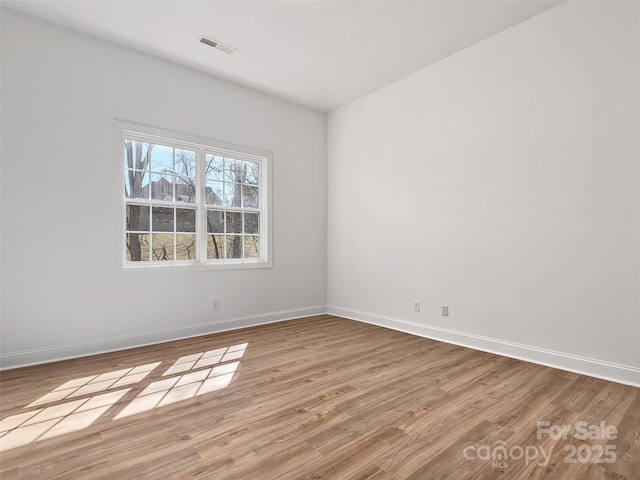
left=200, top=35, right=236, bottom=54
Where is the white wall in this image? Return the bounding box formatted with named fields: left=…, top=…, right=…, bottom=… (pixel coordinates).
left=0, top=9, right=327, bottom=367
left=327, top=1, right=640, bottom=385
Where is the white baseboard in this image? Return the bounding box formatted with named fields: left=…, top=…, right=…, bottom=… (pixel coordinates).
left=4, top=305, right=638, bottom=388
left=327, top=305, right=640, bottom=388
left=0, top=306, right=327, bottom=370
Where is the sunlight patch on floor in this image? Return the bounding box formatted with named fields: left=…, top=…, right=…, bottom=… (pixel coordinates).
left=0, top=343, right=248, bottom=452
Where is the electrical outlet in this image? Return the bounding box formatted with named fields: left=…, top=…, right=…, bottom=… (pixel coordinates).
left=413, top=301, right=420, bottom=312
left=213, top=300, right=220, bottom=311
left=442, top=305, right=449, bottom=317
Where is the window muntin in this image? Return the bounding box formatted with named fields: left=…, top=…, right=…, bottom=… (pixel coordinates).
left=122, top=130, right=267, bottom=267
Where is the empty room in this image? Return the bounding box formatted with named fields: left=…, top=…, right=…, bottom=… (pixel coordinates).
left=1, top=1, right=638, bottom=479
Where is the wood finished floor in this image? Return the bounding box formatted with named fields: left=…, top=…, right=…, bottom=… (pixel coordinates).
left=0, top=315, right=638, bottom=479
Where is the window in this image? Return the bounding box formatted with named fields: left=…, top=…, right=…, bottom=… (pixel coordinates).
left=121, top=126, right=270, bottom=269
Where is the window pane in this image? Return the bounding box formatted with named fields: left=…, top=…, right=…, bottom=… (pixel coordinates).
left=125, top=170, right=149, bottom=199
left=175, top=177, right=196, bottom=203
left=226, top=212, right=242, bottom=234
left=126, top=233, right=150, bottom=261
left=207, top=235, right=225, bottom=259
left=226, top=235, right=243, bottom=259
left=223, top=183, right=241, bottom=207
left=205, top=154, right=224, bottom=181
left=244, top=213, right=259, bottom=234
left=176, top=208, right=195, bottom=232
left=206, top=210, right=224, bottom=233
left=124, top=140, right=151, bottom=171
left=126, top=204, right=150, bottom=231
left=151, top=234, right=174, bottom=261
left=152, top=207, right=174, bottom=232
left=242, top=185, right=259, bottom=208
left=150, top=173, right=174, bottom=201
left=149, top=144, right=173, bottom=173
left=224, top=158, right=240, bottom=182
left=205, top=181, right=223, bottom=205
left=244, top=235, right=260, bottom=258
left=176, top=234, right=196, bottom=260
left=175, top=149, right=196, bottom=177
left=243, top=161, right=259, bottom=185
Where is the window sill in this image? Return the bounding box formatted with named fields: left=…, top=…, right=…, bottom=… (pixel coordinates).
left=118, top=260, right=272, bottom=275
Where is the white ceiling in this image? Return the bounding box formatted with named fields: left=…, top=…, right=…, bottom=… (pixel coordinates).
left=3, top=0, right=563, bottom=112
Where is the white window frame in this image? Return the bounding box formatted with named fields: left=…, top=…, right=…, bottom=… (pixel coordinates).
left=115, top=121, right=272, bottom=272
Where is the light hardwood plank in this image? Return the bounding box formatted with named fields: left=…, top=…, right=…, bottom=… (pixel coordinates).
left=1, top=315, right=638, bottom=479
